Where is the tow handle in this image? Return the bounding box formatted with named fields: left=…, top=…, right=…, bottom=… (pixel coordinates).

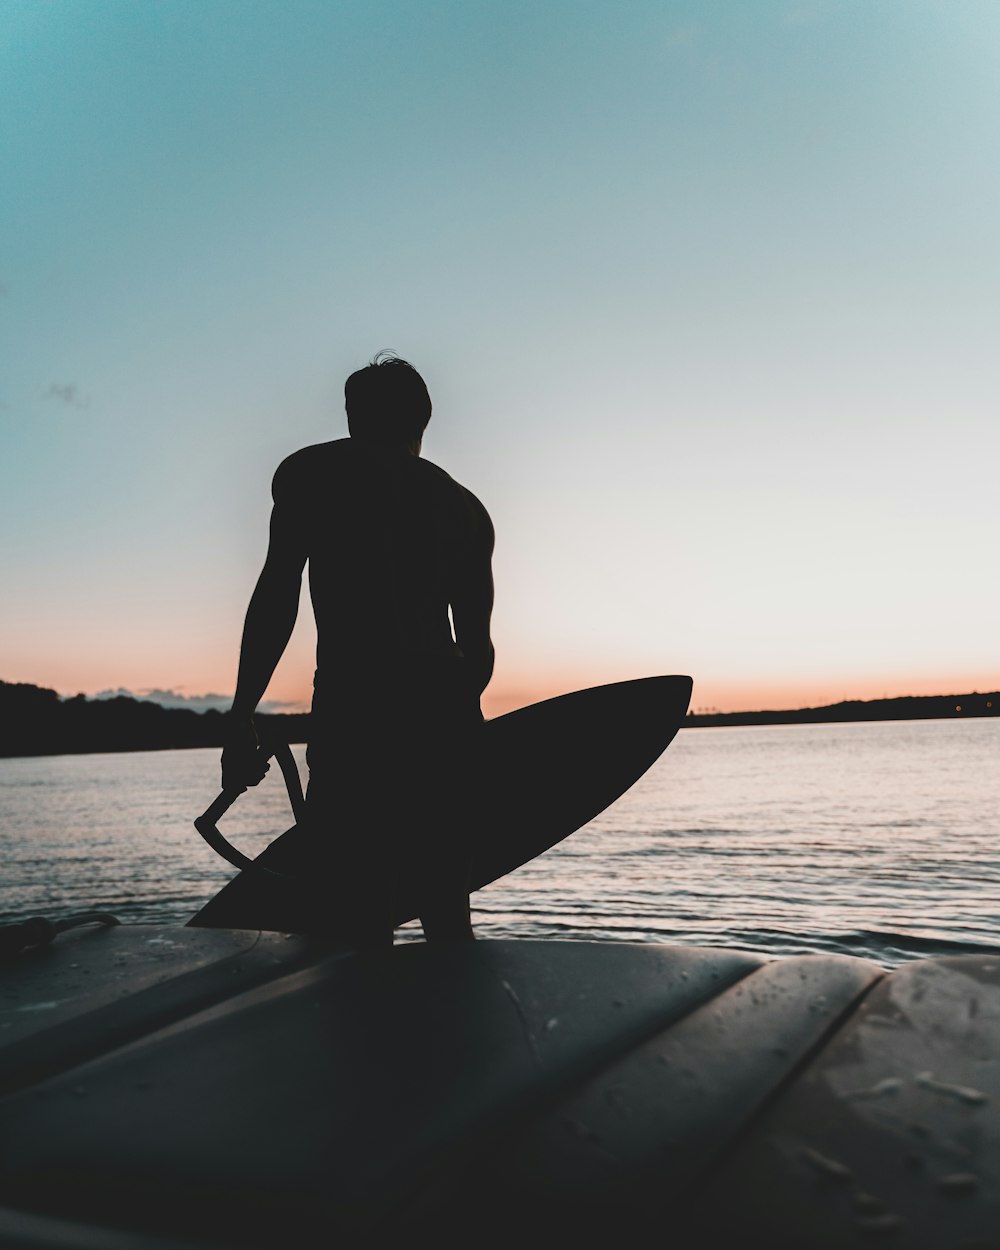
left=194, top=740, right=305, bottom=880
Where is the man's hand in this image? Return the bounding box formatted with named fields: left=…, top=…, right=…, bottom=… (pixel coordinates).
left=221, top=714, right=271, bottom=794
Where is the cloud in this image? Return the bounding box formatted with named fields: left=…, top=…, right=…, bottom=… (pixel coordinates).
left=42, top=382, right=90, bottom=409
left=664, top=21, right=697, bottom=49
left=783, top=3, right=825, bottom=25
left=92, top=687, right=304, bottom=715
left=94, top=687, right=231, bottom=712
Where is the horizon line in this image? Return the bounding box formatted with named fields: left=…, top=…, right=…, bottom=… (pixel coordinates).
left=3, top=676, right=998, bottom=721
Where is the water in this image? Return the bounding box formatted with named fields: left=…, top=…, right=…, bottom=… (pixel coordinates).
left=1, top=718, right=997, bottom=968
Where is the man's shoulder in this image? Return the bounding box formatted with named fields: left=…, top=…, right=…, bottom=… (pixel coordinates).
left=411, top=454, right=461, bottom=497
left=272, top=440, right=351, bottom=496
left=416, top=457, right=493, bottom=530
left=278, top=439, right=351, bottom=470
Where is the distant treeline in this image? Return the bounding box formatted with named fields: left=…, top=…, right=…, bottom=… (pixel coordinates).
left=1, top=680, right=997, bottom=759
left=0, top=681, right=309, bottom=759
left=685, top=692, right=998, bottom=727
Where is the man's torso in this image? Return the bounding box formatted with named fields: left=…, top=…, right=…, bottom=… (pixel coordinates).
left=273, top=438, right=490, bottom=688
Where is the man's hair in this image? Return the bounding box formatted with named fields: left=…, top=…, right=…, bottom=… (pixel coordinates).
left=345, top=351, right=432, bottom=444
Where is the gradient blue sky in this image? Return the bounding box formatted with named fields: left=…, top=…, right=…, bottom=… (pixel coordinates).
left=2, top=0, right=997, bottom=715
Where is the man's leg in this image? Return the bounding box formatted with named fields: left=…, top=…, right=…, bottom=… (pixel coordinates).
left=423, top=677, right=486, bottom=943
left=416, top=744, right=476, bottom=944
left=419, top=864, right=475, bottom=944
left=304, top=736, right=395, bottom=949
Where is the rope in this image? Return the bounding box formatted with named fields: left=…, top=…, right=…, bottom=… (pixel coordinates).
left=0, top=911, right=120, bottom=957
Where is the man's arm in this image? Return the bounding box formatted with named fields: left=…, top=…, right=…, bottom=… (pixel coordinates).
left=450, top=505, right=495, bottom=698
left=221, top=467, right=307, bottom=791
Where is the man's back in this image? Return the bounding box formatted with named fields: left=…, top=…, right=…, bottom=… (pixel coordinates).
left=273, top=438, right=493, bottom=677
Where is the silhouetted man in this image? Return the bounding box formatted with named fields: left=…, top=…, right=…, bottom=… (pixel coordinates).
left=221, top=353, right=495, bottom=946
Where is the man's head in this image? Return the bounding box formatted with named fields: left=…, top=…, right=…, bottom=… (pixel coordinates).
left=345, top=352, right=432, bottom=451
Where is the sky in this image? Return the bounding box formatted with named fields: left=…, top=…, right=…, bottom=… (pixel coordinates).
left=2, top=0, right=997, bottom=717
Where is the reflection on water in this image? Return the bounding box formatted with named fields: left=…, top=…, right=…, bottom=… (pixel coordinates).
left=1, top=718, right=998, bottom=967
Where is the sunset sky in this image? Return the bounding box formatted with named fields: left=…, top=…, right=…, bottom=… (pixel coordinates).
left=2, top=0, right=997, bottom=717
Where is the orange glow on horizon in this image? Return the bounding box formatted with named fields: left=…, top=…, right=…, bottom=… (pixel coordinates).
left=5, top=656, right=996, bottom=721
left=267, top=668, right=1000, bottom=720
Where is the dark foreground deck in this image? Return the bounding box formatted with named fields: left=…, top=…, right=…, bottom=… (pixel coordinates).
left=0, top=927, right=997, bottom=1247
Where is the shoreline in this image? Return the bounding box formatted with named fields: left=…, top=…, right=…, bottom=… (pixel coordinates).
left=684, top=691, right=997, bottom=728
left=1, top=679, right=996, bottom=759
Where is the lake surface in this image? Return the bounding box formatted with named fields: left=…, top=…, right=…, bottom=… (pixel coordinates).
left=1, top=718, right=997, bottom=967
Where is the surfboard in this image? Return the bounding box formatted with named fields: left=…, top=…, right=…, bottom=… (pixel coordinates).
left=187, top=674, right=692, bottom=934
